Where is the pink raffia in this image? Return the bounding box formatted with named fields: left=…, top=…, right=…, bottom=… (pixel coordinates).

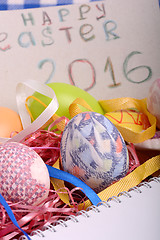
left=0, top=117, right=81, bottom=239
left=127, top=143, right=140, bottom=173
left=0, top=116, right=88, bottom=239
left=0, top=116, right=141, bottom=239
left=20, top=116, right=69, bottom=166
left=0, top=187, right=85, bottom=239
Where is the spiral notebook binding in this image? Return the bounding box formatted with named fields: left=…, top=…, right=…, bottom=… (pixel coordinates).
left=18, top=175, right=160, bottom=240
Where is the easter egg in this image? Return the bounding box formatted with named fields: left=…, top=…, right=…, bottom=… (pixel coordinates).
left=29, top=82, right=104, bottom=120
left=147, top=79, right=160, bottom=129
left=0, top=107, right=23, bottom=138
left=60, top=112, right=129, bottom=193
left=0, top=142, right=50, bottom=205
left=105, top=110, right=150, bottom=133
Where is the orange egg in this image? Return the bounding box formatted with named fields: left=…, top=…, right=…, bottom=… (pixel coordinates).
left=0, top=106, right=23, bottom=138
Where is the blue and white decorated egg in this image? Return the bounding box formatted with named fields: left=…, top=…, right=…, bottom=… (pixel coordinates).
left=60, top=112, right=129, bottom=193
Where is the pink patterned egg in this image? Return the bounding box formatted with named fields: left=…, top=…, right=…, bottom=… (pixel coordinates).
left=147, top=79, right=160, bottom=129
left=0, top=142, right=50, bottom=205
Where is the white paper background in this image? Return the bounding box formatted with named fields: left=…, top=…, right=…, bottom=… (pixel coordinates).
left=0, top=0, right=160, bottom=111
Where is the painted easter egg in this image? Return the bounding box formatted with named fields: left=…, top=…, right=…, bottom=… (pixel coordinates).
left=0, top=107, right=23, bottom=138
left=147, top=79, right=160, bottom=129
left=60, top=112, right=129, bottom=193
left=29, top=82, right=104, bottom=120
left=105, top=109, right=150, bottom=133
left=0, top=142, right=50, bottom=205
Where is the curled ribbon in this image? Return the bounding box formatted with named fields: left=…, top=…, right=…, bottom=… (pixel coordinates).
left=26, top=95, right=156, bottom=144
left=61, top=97, right=156, bottom=144
left=66, top=97, right=157, bottom=144
left=0, top=79, right=59, bottom=143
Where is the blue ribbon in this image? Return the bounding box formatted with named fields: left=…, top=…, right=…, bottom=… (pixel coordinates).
left=0, top=165, right=101, bottom=239
left=46, top=164, right=101, bottom=205
left=0, top=193, right=31, bottom=240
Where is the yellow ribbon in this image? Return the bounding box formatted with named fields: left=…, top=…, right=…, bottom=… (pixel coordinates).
left=26, top=96, right=156, bottom=143
left=50, top=160, right=70, bottom=205
left=50, top=155, right=160, bottom=209
left=26, top=95, right=159, bottom=208
left=81, top=154, right=160, bottom=210
left=69, top=97, right=94, bottom=118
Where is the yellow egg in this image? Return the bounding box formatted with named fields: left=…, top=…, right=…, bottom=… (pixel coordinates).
left=0, top=107, right=23, bottom=138
left=105, top=110, right=150, bottom=133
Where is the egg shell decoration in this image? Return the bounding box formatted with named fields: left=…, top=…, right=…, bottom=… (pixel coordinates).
left=29, top=82, right=104, bottom=120
left=105, top=110, right=150, bottom=133
left=60, top=112, right=129, bottom=193
left=147, top=79, right=160, bottom=129
left=0, top=106, right=23, bottom=138
left=0, top=142, right=50, bottom=205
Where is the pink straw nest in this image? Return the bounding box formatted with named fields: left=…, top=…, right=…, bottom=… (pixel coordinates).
left=0, top=187, right=86, bottom=239
left=0, top=117, right=141, bottom=239
left=21, top=116, right=70, bottom=166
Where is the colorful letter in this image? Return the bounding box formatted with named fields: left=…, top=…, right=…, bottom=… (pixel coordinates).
left=58, top=8, right=70, bottom=22
left=103, top=20, right=120, bottom=41
left=21, top=13, right=35, bottom=26
left=96, top=3, right=106, bottom=20
left=0, top=32, right=11, bottom=51
left=59, top=27, right=72, bottom=43
left=79, top=24, right=95, bottom=42
left=41, top=27, right=54, bottom=46
left=42, top=11, right=52, bottom=25
left=18, top=32, right=36, bottom=48
left=79, top=4, right=91, bottom=20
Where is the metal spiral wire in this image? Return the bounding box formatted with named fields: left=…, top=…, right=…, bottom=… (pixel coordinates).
left=18, top=175, right=160, bottom=239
